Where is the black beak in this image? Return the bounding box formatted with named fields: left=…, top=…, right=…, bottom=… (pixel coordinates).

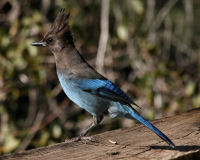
left=31, top=40, right=46, bottom=47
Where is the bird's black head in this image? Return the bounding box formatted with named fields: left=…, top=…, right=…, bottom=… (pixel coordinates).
left=31, top=8, right=74, bottom=54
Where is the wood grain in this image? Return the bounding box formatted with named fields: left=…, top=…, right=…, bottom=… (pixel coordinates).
left=1, top=108, right=200, bottom=160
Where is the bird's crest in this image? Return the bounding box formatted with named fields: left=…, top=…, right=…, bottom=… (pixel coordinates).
left=43, top=8, right=74, bottom=45
left=50, top=8, right=70, bottom=34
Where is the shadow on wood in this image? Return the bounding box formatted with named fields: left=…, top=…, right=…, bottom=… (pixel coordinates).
left=1, top=108, right=200, bottom=160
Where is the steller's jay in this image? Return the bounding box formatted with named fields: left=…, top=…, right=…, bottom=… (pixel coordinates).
left=31, top=8, right=175, bottom=148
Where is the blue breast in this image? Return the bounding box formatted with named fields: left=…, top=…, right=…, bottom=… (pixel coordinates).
left=57, top=72, right=109, bottom=116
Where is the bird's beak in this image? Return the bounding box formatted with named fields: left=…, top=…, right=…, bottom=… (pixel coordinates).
left=31, top=40, right=47, bottom=47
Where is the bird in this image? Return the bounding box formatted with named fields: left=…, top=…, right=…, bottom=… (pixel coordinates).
left=31, top=8, right=175, bottom=148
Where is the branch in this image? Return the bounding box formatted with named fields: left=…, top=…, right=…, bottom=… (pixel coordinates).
left=96, top=0, right=110, bottom=73
left=148, top=0, right=178, bottom=42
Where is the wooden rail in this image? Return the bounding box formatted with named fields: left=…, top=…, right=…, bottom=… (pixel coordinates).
left=1, top=108, right=200, bottom=160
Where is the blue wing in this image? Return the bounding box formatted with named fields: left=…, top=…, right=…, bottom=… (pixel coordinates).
left=72, top=79, right=137, bottom=106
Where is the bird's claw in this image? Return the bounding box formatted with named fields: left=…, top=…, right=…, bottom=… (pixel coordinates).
left=65, top=136, right=80, bottom=143
left=79, top=136, right=96, bottom=142
left=65, top=136, right=97, bottom=144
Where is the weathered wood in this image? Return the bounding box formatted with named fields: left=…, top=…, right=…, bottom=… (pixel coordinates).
left=1, top=108, right=200, bottom=160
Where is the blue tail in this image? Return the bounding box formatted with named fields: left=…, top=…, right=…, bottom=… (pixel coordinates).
left=109, top=103, right=175, bottom=148
left=129, top=108, right=175, bottom=148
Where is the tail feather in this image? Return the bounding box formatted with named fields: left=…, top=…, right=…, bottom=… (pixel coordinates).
left=129, top=108, right=175, bottom=148
left=109, top=103, right=175, bottom=148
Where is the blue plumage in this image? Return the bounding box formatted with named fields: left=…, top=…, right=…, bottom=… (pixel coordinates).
left=110, top=102, right=175, bottom=148
left=31, top=8, right=175, bottom=148
left=103, top=80, right=133, bottom=104
left=72, top=79, right=133, bottom=105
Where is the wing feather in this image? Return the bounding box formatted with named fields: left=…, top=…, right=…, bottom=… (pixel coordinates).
left=72, top=79, right=139, bottom=107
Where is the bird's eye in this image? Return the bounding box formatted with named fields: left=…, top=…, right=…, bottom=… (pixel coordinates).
left=47, top=38, right=53, bottom=44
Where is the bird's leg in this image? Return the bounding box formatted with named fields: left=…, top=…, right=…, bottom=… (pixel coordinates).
left=80, top=115, right=103, bottom=137
left=65, top=115, right=103, bottom=143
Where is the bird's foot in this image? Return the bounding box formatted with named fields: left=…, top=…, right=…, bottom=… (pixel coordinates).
left=65, top=136, right=80, bottom=143
left=65, top=136, right=97, bottom=144
left=80, top=136, right=96, bottom=142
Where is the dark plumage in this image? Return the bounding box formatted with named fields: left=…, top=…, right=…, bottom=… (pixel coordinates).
left=31, top=8, right=175, bottom=148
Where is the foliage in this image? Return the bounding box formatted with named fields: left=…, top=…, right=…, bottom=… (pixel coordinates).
left=0, top=0, right=199, bottom=154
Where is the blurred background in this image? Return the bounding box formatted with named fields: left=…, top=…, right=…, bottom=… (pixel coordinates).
left=0, top=0, right=200, bottom=155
